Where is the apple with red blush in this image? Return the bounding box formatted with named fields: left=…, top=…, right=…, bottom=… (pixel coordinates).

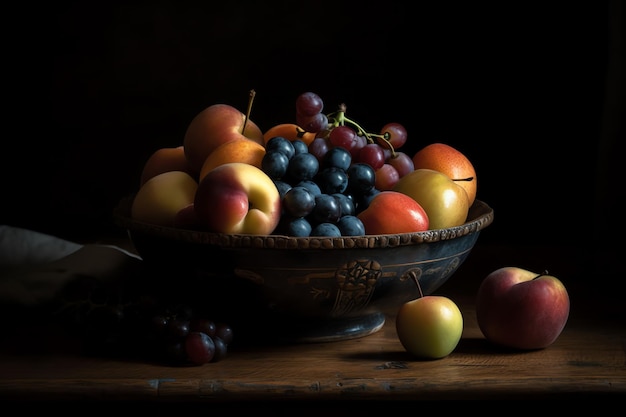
left=475, top=266, right=570, bottom=350
left=183, top=103, right=265, bottom=173
left=357, top=191, right=429, bottom=235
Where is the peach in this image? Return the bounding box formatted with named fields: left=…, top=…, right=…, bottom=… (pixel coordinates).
left=263, top=123, right=317, bottom=147
left=198, top=138, right=266, bottom=181
left=194, top=162, right=281, bottom=235
left=140, top=146, right=197, bottom=186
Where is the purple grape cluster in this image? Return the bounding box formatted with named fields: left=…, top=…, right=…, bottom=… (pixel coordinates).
left=55, top=274, right=233, bottom=366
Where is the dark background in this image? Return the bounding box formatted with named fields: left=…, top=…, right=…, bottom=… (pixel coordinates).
left=2, top=1, right=623, bottom=273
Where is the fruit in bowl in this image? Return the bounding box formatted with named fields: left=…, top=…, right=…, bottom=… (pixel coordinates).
left=118, top=91, right=494, bottom=342
left=183, top=102, right=265, bottom=173
left=194, top=162, right=282, bottom=235
left=115, top=196, right=493, bottom=343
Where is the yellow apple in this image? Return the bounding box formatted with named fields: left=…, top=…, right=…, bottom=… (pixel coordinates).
left=396, top=295, right=463, bottom=359
left=194, top=162, right=281, bottom=235
left=183, top=103, right=265, bottom=173
left=393, top=168, right=469, bottom=230
left=131, top=170, right=198, bottom=227
left=412, top=142, right=478, bottom=206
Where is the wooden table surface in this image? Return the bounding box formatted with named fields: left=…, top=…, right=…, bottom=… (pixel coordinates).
left=1, top=242, right=624, bottom=409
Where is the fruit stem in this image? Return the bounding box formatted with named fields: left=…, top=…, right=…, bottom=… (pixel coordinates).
left=325, top=103, right=397, bottom=156
left=242, top=89, right=256, bottom=134
left=412, top=274, right=424, bottom=298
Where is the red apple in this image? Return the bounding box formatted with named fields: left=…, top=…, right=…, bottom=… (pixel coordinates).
left=183, top=103, right=265, bottom=173
left=357, top=191, right=429, bottom=235
left=194, top=162, right=281, bottom=235
left=475, top=267, right=570, bottom=350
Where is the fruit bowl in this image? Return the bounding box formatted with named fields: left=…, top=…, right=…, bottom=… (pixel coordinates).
left=113, top=196, right=493, bottom=343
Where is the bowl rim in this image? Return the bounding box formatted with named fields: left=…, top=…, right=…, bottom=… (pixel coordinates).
left=113, top=195, right=494, bottom=250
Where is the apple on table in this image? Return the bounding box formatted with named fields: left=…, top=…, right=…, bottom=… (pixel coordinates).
left=395, top=293, right=464, bottom=360
left=475, top=266, right=570, bottom=350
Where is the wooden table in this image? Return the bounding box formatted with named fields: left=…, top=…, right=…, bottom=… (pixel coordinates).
left=1, top=243, right=624, bottom=409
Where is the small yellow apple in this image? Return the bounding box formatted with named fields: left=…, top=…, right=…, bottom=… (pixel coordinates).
left=131, top=170, right=198, bottom=227
left=396, top=295, right=463, bottom=359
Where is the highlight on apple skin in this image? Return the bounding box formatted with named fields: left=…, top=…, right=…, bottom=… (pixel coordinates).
left=356, top=191, right=429, bottom=235
left=475, top=266, right=570, bottom=350
left=193, top=162, right=282, bottom=235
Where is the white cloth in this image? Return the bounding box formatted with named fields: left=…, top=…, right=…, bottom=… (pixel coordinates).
left=0, top=225, right=142, bottom=306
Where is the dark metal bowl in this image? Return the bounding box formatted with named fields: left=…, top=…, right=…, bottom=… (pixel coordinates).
left=113, top=197, right=494, bottom=343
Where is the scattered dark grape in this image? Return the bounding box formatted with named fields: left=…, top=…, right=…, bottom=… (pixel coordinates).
left=185, top=331, right=216, bottom=365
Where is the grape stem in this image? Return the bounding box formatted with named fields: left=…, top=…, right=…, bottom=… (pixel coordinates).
left=326, top=103, right=398, bottom=157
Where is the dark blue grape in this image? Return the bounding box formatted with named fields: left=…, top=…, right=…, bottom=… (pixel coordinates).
left=215, top=323, right=234, bottom=345
left=309, top=193, right=342, bottom=225
left=292, top=139, right=309, bottom=155
left=355, top=187, right=381, bottom=214
left=296, top=180, right=322, bottom=197
left=347, top=163, right=376, bottom=196
left=287, top=152, right=319, bottom=183
left=279, top=216, right=312, bottom=237
left=311, top=222, right=342, bottom=237
left=211, top=337, right=228, bottom=362
left=337, top=215, right=366, bottom=236
left=273, top=180, right=292, bottom=199
left=190, top=318, right=216, bottom=338
left=283, top=186, right=316, bottom=218
left=332, top=193, right=355, bottom=216
left=262, top=151, right=290, bottom=180
left=316, top=167, right=348, bottom=194
left=265, top=136, right=295, bottom=160
left=322, top=146, right=352, bottom=171
left=166, top=318, right=190, bottom=340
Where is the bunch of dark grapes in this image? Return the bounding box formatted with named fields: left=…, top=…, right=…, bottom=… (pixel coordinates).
left=261, top=91, right=413, bottom=237
left=54, top=274, right=233, bottom=366
left=262, top=134, right=374, bottom=237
